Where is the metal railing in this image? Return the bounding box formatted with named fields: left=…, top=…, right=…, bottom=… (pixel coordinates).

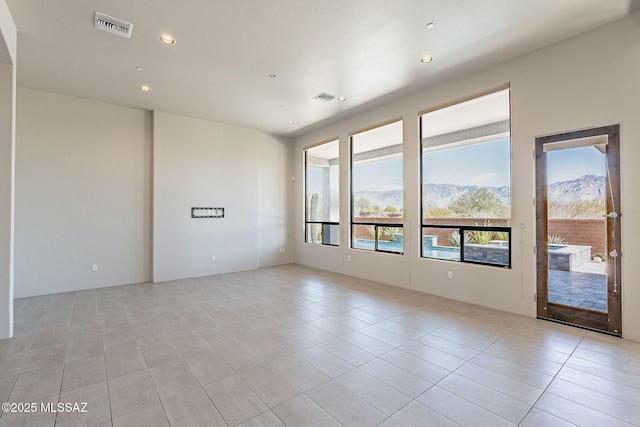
left=352, top=222, right=404, bottom=254
left=305, top=221, right=339, bottom=246
left=422, top=224, right=511, bottom=268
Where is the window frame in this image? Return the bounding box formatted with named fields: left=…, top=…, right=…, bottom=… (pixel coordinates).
left=304, top=140, right=340, bottom=246
left=349, top=119, right=404, bottom=255
left=419, top=85, right=512, bottom=268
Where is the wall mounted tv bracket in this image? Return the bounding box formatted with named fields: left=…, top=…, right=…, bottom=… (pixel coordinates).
left=191, top=207, right=224, bottom=218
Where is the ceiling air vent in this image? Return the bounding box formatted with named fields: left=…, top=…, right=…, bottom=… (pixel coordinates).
left=314, top=92, right=336, bottom=102
left=95, top=12, right=133, bottom=38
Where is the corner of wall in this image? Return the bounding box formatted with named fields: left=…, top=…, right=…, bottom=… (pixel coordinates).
left=0, top=0, right=17, bottom=339
left=258, top=132, right=296, bottom=267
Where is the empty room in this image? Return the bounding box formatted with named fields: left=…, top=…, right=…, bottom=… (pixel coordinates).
left=1, top=0, right=640, bottom=426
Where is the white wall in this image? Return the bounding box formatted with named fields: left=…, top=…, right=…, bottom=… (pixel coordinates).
left=152, top=111, right=293, bottom=283
left=0, top=0, right=16, bottom=339
left=13, top=92, right=293, bottom=302
left=294, top=12, right=640, bottom=341
left=15, top=88, right=152, bottom=298
left=258, top=133, right=295, bottom=267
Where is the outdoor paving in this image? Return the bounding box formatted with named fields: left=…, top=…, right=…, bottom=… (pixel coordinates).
left=548, top=268, right=607, bottom=312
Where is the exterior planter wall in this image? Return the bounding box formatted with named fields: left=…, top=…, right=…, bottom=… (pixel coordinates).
left=548, top=219, right=605, bottom=254
left=549, top=245, right=593, bottom=271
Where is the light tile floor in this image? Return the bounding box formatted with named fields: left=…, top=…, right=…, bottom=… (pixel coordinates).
left=1, top=264, right=639, bottom=426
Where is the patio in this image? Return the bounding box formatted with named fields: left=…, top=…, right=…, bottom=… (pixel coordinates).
left=548, top=264, right=607, bottom=312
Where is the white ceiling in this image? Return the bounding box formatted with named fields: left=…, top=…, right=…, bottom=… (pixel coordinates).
left=6, top=0, right=639, bottom=137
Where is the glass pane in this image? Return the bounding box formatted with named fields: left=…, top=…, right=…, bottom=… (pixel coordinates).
left=422, top=139, right=511, bottom=222
left=421, top=89, right=511, bottom=224
left=377, top=226, right=403, bottom=253
left=352, top=122, right=403, bottom=223
left=306, top=223, right=340, bottom=246
left=546, top=145, right=607, bottom=312
left=461, top=229, right=510, bottom=267
left=306, top=223, right=322, bottom=244
left=306, top=140, right=339, bottom=223
left=420, top=88, right=511, bottom=267
left=322, top=224, right=340, bottom=246
left=422, top=228, right=461, bottom=261
left=352, top=224, right=375, bottom=250
left=351, top=121, right=403, bottom=253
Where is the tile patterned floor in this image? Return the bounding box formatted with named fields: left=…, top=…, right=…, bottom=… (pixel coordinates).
left=548, top=269, right=608, bottom=312
left=1, top=264, right=639, bottom=426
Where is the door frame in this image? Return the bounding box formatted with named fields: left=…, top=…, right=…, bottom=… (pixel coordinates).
left=535, top=124, right=621, bottom=335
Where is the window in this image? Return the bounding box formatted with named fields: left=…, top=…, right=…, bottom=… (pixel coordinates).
left=351, top=120, right=403, bottom=254
left=305, top=140, right=339, bottom=245
left=421, top=87, right=511, bottom=267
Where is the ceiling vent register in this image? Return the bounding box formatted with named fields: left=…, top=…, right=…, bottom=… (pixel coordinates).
left=314, top=92, right=336, bottom=102
left=94, top=12, right=133, bottom=38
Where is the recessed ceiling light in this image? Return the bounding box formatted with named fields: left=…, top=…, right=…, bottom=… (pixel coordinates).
left=135, top=67, right=144, bottom=72
left=421, top=56, right=434, bottom=63
left=140, top=85, right=152, bottom=92
left=160, top=34, right=176, bottom=45
left=269, top=74, right=277, bottom=78
left=426, top=23, right=435, bottom=29
left=280, top=105, right=285, bottom=108
left=287, top=120, right=295, bottom=124
left=337, top=96, right=347, bottom=101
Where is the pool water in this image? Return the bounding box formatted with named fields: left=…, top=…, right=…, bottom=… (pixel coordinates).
left=423, top=246, right=460, bottom=261
left=353, top=238, right=460, bottom=260
left=549, top=244, right=568, bottom=251
left=352, top=239, right=403, bottom=253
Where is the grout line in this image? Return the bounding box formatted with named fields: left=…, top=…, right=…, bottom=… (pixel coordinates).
left=5, top=265, right=639, bottom=426
left=516, top=333, right=587, bottom=425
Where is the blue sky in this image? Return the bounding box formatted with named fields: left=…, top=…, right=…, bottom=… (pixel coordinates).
left=353, top=157, right=403, bottom=193
left=422, top=138, right=510, bottom=187
left=547, top=146, right=605, bottom=184
left=311, top=141, right=605, bottom=197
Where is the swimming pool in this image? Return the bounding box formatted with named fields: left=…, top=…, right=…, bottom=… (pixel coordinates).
left=353, top=236, right=510, bottom=266
left=352, top=238, right=403, bottom=253
left=423, top=246, right=460, bottom=261
left=352, top=237, right=461, bottom=260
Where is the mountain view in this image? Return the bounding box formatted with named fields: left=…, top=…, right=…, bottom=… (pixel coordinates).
left=354, top=185, right=510, bottom=212
left=548, top=174, right=604, bottom=204
left=423, top=184, right=510, bottom=209
left=353, top=175, right=604, bottom=217
left=548, top=174, right=605, bottom=219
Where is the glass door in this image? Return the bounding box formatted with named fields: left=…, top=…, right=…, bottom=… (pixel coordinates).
left=535, top=125, right=621, bottom=335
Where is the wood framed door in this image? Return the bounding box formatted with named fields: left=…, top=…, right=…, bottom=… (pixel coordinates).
left=535, top=125, right=621, bottom=335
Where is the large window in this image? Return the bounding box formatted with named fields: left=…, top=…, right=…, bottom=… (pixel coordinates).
left=351, top=120, right=403, bottom=254
left=421, top=87, right=512, bottom=267
left=305, top=140, right=339, bottom=245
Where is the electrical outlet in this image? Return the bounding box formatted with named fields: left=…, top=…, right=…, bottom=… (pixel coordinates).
left=211, top=255, right=216, bottom=261
left=91, top=264, right=98, bottom=272
left=447, top=271, right=453, bottom=279
left=347, top=255, right=351, bottom=261
left=282, top=247, right=286, bottom=253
